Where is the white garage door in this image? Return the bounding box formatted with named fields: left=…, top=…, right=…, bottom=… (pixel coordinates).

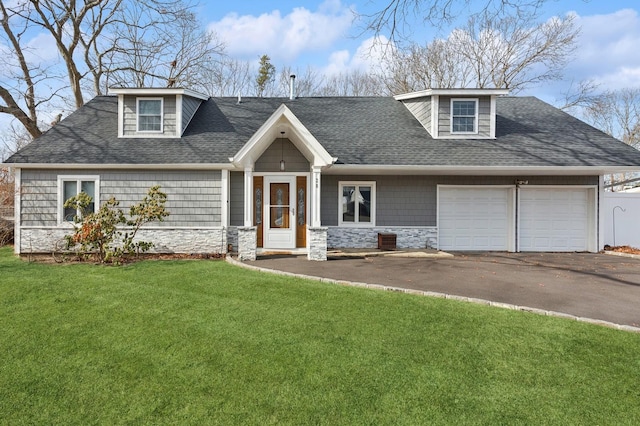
left=439, top=187, right=513, bottom=251
left=519, top=188, right=591, bottom=252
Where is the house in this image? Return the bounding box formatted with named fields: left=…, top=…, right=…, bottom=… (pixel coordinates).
left=5, top=85, right=640, bottom=260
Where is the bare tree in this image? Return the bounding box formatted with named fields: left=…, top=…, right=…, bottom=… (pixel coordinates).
left=556, top=79, right=598, bottom=112
left=103, top=3, right=224, bottom=91
left=317, top=70, right=386, bottom=96
left=381, top=12, right=578, bottom=93
left=582, top=88, right=640, bottom=190
left=0, top=0, right=224, bottom=147
left=362, top=0, right=557, bottom=43
left=584, top=89, right=640, bottom=149
left=276, top=66, right=327, bottom=97
left=1, top=123, right=33, bottom=162
left=201, top=57, right=253, bottom=98
left=0, top=0, right=61, bottom=139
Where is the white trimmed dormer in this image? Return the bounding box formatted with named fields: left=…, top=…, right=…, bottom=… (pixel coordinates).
left=395, top=88, right=509, bottom=139
left=109, top=87, right=209, bottom=138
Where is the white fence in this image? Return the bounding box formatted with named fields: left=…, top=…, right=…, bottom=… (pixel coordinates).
left=602, top=193, right=640, bottom=248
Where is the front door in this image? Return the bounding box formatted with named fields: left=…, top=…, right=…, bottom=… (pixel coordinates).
left=264, top=176, right=296, bottom=249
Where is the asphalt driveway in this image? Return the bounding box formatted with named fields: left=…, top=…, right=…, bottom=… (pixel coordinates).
left=245, top=252, right=640, bottom=329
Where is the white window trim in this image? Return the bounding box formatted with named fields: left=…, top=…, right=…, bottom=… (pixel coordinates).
left=338, top=181, right=376, bottom=227
left=136, top=97, right=164, bottom=133
left=450, top=98, right=479, bottom=135
left=57, top=175, right=100, bottom=224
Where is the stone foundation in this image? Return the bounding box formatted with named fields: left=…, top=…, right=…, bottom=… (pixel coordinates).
left=327, top=226, right=438, bottom=249
left=226, top=226, right=238, bottom=253
left=237, top=226, right=257, bottom=261
left=308, top=227, right=328, bottom=261
left=20, top=227, right=227, bottom=254
left=19, top=228, right=70, bottom=253
left=135, top=228, right=226, bottom=254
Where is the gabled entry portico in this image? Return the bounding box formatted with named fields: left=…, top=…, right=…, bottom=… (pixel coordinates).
left=230, top=104, right=336, bottom=260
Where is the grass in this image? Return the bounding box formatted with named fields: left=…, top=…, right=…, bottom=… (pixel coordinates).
left=1, top=246, right=639, bottom=425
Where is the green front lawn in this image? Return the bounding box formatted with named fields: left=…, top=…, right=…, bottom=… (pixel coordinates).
left=1, top=246, right=639, bottom=424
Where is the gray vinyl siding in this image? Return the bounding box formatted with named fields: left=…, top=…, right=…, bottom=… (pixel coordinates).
left=101, top=170, right=221, bottom=226
left=322, top=175, right=434, bottom=227
left=438, top=96, right=491, bottom=138
left=182, top=96, right=202, bottom=134
left=21, top=170, right=58, bottom=226
left=20, top=169, right=222, bottom=227
left=321, top=174, right=598, bottom=227
left=123, top=95, right=177, bottom=136
left=255, top=139, right=309, bottom=172
left=403, top=98, right=432, bottom=134
left=229, top=171, right=244, bottom=226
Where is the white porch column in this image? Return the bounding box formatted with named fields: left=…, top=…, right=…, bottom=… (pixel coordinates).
left=239, top=167, right=257, bottom=260
left=243, top=167, right=253, bottom=226
left=14, top=168, right=21, bottom=255
left=221, top=169, right=229, bottom=227
left=311, top=166, right=322, bottom=227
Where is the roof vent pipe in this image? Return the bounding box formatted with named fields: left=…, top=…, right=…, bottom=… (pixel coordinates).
left=289, top=74, right=296, bottom=100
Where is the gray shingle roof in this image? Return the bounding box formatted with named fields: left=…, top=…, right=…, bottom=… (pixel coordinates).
left=6, top=94, right=640, bottom=168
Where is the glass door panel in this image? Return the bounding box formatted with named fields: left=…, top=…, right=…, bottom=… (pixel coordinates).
left=270, top=183, right=290, bottom=229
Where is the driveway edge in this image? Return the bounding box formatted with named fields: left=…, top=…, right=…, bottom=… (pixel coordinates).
left=227, top=256, right=640, bottom=334
left=603, top=250, right=640, bottom=260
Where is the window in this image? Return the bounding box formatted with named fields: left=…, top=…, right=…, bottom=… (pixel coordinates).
left=339, top=182, right=376, bottom=226
left=59, top=176, right=99, bottom=222
left=137, top=98, right=163, bottom=132
left=451, top=99, right=478, bottom=134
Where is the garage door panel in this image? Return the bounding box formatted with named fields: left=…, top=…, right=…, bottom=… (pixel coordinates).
left=439, top=187, right=512, bottom=251
left=519, top=188, right=591, bottom=252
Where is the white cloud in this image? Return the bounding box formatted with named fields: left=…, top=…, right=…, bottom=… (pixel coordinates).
left=568, top=8, right=640, bottom=89
left=323, top=49, right=351, bottom=75
left=25, top=31, right=60, bottom=64
left=208, top=1, right=354, bottom=62
left=323, top=35, right=393, bottom=76
left=592, top=67, right=640, bottom=91
left=0, top=31, right=60, bottom=83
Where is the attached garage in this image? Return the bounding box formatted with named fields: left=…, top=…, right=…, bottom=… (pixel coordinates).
left=438, top=185, right=597, bottom=252
left=518, top=187, right=596, bottom=252
left=438, top=186, right=515, bottom=251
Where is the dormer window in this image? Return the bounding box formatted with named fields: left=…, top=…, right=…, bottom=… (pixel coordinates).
left=451, top=99, right=478, bottom=134
left=137, top=98, right=163, bottom=132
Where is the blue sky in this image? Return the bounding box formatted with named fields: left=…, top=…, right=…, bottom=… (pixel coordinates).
left=2, top=0, right=640, bottom=147
left=203, top=0, right=640, bottom=102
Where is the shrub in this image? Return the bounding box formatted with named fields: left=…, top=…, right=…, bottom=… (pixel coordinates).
left=0, top=168, right=14, bottom=247
left=64, top=185, right=169, bottom=263
left=0, top=218, right=13, bottom=246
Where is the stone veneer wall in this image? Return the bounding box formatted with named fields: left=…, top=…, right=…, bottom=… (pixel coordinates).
left=20, top=228, right=69, bottom=253
left=237, top=226, right=257, bottom=261
left=135, top=228, right=226, bottom=254
left=327, top=226, right=438, bottom=249
left=21, top=227, right=227, bottom=254
left=308, top=227, right=328, bottom=261
left=226, top=226, right=239, bottom=253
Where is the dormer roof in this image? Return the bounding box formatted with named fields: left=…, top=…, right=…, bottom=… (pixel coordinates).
left=108, top=87, right=209, bottom=100
left=394, top=88, right=510, bottom=101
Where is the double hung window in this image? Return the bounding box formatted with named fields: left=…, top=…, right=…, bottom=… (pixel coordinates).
left=137, top=98, right=163, bottom=132
left=59, top=176, right=99, bottom=222
left=339, top=182, right=375, bottom=226
left=451, top=99, right=478, bottom=134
